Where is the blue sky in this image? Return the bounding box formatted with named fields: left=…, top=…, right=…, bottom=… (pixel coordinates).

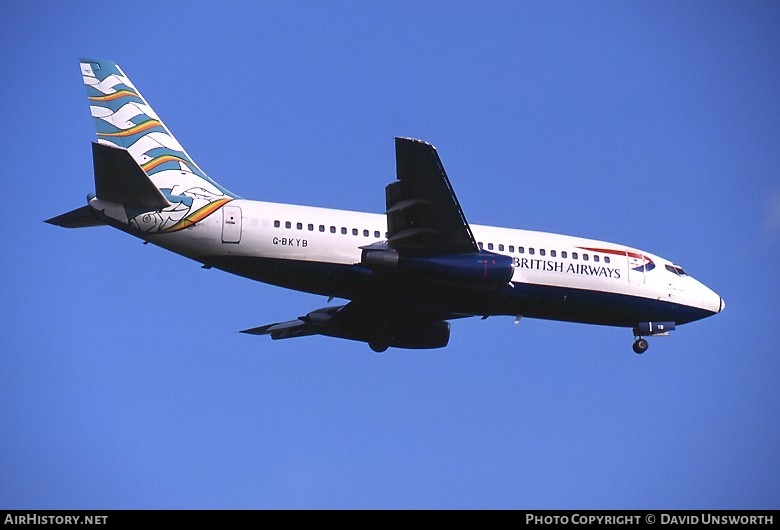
left=2, top=1, right=779, bottom=509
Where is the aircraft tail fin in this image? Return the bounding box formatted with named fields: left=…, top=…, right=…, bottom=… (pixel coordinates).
left=80, top=58, right=229, bottom=190
left=70, top=58, right=238, bottom=233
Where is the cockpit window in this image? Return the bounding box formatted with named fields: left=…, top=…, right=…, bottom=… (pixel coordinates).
left=665, top=264, right=688, bottom=276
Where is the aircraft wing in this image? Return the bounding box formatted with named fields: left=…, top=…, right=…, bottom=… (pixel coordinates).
left=386, top=138, right=479, bottom=254
left=240, top=306, right=342, bottom=340
left=243, top=139, right=496, bottom=351
left=241, top=301, right=454, bottom=351
left=240, top=319, right=319, bottom=340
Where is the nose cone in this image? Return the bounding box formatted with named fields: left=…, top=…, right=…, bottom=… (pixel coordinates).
left=670, top=275, right=723, bottom=324
left=695, top=280, right=723, bottom=317
left=703, top=288, right=723, bottom=316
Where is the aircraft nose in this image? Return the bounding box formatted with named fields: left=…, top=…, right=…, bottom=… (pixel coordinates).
left=698, top=282, right=723, bottom=316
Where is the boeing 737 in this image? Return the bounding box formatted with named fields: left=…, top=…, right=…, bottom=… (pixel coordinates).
left=47, top=59, right=724, bottom=354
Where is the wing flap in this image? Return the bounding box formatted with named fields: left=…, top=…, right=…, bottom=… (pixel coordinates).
left=240, top=319, right=317, bottom=340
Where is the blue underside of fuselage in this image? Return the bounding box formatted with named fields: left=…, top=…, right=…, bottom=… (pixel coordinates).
left=199, top=255, right=716, bottom=329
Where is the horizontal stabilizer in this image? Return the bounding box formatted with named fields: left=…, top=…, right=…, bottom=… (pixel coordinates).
left=92, top=142, right=170, bottom=210
left=45, top=205, right=105, bottom=228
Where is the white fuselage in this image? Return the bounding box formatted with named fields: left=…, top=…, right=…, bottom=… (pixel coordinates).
left=121, top=197, right=722, bottom=322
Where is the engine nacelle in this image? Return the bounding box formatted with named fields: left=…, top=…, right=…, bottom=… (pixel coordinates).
left=361, top=249, right=514, bottom=290
left=634, top=321, right=676, bottom=335
left=374, top=320, right=451, bottom=350
left=297, top=306, right=451, bottom=350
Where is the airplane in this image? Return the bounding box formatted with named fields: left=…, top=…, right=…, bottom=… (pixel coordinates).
left=47, top=58, right=725, bottom=354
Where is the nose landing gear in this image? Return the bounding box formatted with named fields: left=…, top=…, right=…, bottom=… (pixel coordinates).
left=631, top=322, right=675, bottom=354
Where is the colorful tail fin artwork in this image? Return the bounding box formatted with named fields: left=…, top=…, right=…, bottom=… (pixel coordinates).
left=78, top=58, right=237, bottom=232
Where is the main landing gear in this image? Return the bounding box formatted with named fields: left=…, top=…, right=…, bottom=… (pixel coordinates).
left=632, top=337, right=649, bottom=354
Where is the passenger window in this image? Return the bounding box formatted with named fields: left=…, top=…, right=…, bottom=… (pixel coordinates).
left=550, top=250, right=557, bottom=257
left=583, top=254, right=589, bottom=261
left=363, top=229, right=369, bottom=237
left=352, top=228, right=358, bottom=236
left=285, top=221, right=291, bottom=229
left=374, top=231, right=381, bottom=238
left=509, top=245, right=515, bottom=253
left=274, top=220, right=280, bottom=228
left=488, top=243, right=494, bottom=250
left=341, top=227, right=347, bottom=235
left=572, top=252, right=578, bottom=260
left=296, top=222, right=303, bottom=230
left=604, top=256, right=610, bottom=264
left=539, top=249, right=545, bottom=256
left=593, top=255, right=599, bottom=262
left=330, top=226, right=336, bottom=233
left=319, top=225, right=325, bottom=232
left=499, top=244, right=504, bottom=252
left=518, top=247, right=524, bottom=254
left=529, top=248, right=535, bottom=255
left=562, top=251, right=568, bottom=259
left=478, top=242, right=484, bottom=250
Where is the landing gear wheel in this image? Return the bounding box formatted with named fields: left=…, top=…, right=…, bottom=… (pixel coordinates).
left=369, top=341, right=389, bottom=353
left=633, top=338, right=649, bottom=354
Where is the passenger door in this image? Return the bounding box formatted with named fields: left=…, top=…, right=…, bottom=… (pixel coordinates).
left=222, top=204, right=242, bottom=244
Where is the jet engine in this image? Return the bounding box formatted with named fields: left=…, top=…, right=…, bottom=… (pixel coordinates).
left=361, top=248, right=514, bottom=290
